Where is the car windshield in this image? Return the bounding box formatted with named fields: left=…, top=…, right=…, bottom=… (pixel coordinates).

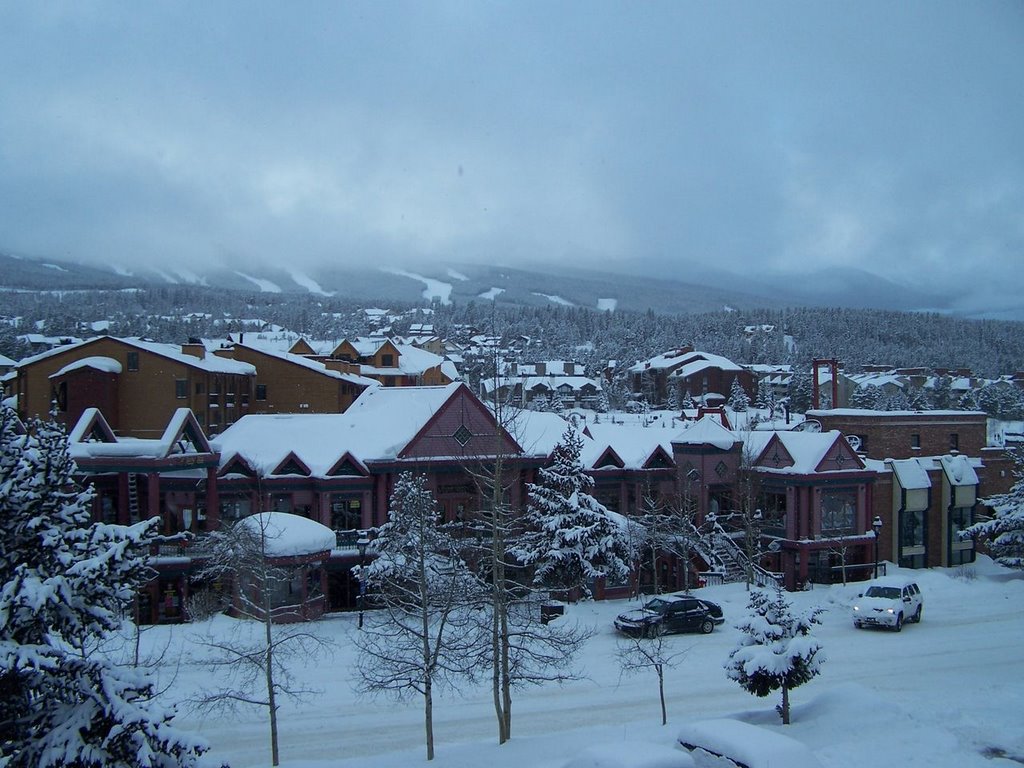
left=644, top=598, right=672, bottom=614
left=865, top=586, right=901, bottom=599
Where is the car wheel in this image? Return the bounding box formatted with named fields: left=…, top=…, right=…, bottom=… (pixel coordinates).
left=700, top=619, right=715, bottom=634
left=853, top=620, right=862, bottom=629
left=913, top=606, right=922, bottom=623
left=646, top=623, right=664, bottom=639
left=894, top=614, right=903, bottom=632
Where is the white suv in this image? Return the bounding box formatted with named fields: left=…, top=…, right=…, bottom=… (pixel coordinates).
left=852, top=577, right=923, bottom=632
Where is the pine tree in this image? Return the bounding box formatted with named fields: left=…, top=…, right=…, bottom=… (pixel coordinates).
left=724, top=584, right=825, bottom=725
left=754, top=379, right=777, bottom=417
left=513, top=426, right=630, bottom=598
left=849, top=384, right=879, bottom=409
left=965, top=445, right=1024, bottom=569
left=0, top=407, right=207, bottom=768
left=728, top=378, right=750, bottom=412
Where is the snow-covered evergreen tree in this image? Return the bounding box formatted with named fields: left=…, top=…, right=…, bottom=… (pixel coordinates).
left=929, top=375, right=953, bottom=410
left=959, top=389, right=981, bottom=411
left=728, top=378, right=750, bottom=412
left=0, top=406, right=207, bottom=768
left=787, top=369, right=813, bottom=414
left=665, top=385, right=680, bottom=412
left=680, top=389, right=695, bottom=410
left=848, top=384, right=879, bottom=409
left=965, top=445, right=1024, bottom=569
left=754, top=378, right=776, bottom=416
left=724, top=584, right=824, bottom=725
left=513, top=426, right=630, bottom=598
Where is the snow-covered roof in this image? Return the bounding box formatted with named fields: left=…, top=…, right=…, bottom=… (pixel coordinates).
left=18, top=336, right=256, bottom=375
left=582, top=422, right=676, bottom=470
left=50, top=356, right=122, bottom=378
left=235, top=343, right=378, bottom=387
left=504, top=410, right=572, bottom=459
left=940, top=454, right=979, bottom=487
left=629, top=348, right=743, bottom=375
left=0, top=353, right=16, bottom=367
left=673, top=417, right=740, bottom=450
left=237, top=512, right=335, bottom=557
left=68, top=407, right=212, bottom=460
left=754, top=430, right=862, bottom=475
left=889, top=458, right=931, bottom=490
left=214, top=382, right=499, bottom=476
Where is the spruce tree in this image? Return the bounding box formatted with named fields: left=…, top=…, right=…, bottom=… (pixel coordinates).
left=513, top=426, right=630, bottom=598
left=0, top=406, right=207, bottom=768
left=724, top=584, right=824, bottom=725
left=728, top=378, right=750, bottom=412
left=965, top=445, right=1024, bottom=569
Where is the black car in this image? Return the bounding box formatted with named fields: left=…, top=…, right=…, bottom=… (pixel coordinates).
left=614, top=595, right=725, bottom=637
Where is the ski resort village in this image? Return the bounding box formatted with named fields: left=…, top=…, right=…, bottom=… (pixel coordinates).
left=2, top=322, right=1023, bottom=768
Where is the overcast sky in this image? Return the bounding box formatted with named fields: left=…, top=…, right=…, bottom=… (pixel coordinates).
left=1, top=2, right=1021, bottom=311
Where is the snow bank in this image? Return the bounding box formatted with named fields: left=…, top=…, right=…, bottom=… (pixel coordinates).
left=676, top=719, right=821, bottom=768
left=236, top=512, right=335, bottom=557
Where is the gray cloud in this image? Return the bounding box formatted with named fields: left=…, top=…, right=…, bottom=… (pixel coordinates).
left=0, top=2, right=1021, bottom=312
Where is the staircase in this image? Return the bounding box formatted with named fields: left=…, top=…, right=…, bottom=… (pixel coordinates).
left=696, top=522, right=783, bottom=588
left=126, top=473, right=140, bottom=522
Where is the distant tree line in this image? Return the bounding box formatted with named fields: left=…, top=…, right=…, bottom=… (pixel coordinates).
left=3, top=287, right=1024, bottom=382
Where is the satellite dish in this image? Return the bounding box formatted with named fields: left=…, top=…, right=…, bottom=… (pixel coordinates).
left=846, top=434, right=862, bottom=451
left=794, top=419, right=822, bottom=433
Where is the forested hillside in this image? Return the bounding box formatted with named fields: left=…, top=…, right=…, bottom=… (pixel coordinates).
left=2, top=286, right=1023, bottom=378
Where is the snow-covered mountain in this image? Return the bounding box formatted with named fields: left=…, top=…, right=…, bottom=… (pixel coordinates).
left=0, top=251, right=992, bottom=318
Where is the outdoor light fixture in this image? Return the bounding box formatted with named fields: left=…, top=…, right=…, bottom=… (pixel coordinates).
left=871, top=515, right=883, bottom=578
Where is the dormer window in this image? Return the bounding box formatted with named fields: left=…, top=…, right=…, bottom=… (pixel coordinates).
left=381, top=353, right=394, bottom=367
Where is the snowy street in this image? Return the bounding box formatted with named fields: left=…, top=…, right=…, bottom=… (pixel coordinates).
left=152, top=558, right=1024, bottom=768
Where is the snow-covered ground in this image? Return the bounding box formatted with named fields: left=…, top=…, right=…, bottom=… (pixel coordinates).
left=151, top=558, right=1023, bottom=768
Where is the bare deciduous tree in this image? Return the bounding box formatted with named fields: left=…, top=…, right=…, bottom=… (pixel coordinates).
left=190, top=514, right=331, bottom=767
left=616, top=633, right=690, bottom=725
left=353, top=473, right=485, bottom=761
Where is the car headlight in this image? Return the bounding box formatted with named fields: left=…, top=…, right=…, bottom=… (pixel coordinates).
left=886, top=608, right=895, bottom=614
left=853, top=606, right=859, bottom=611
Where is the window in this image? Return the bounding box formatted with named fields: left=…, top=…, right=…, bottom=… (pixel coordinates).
left=949, top=433, right=959, bottom=452
left=911, top=433, right=921, bottom=449
left=330, top=497, right=362, bottom=531
left=255, top=384, right=267, bottom=401
left=219, top=497, right=251, bottom=524
left=195, top=382, right=205, bottom=395
left=381, top=353, right=394, bottom=367
left=820, top=489, right=856, bottom=535
left=899, top=507, right=926, bottom=569
left=175, top=379, right=187, bottom=399
left=127, top=351, right=139, bottom=371
left=453, top=425, right=473, bottom=446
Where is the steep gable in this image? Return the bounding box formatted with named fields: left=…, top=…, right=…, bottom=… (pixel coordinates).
left=398, top=384, right=522, bottom=461
left=68, top=407, right=117, bottom=445
left=755, top=434, right=795, bottom=470
left=272, top=451, right=312, bottom=477
left=813, top=434, right=865, bottom=472
left=160, top=408, right=212, bottom=456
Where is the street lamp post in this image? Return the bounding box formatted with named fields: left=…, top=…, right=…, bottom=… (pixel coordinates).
left=871, top=515, right=883, bottom=579
left=356, top=536, right=369, bottom=629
